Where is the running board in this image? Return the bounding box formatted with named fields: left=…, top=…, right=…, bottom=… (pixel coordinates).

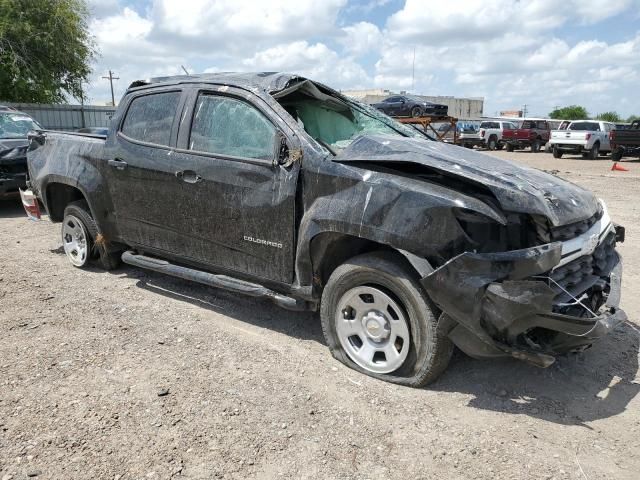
left=121, top=251, right=306, bottom=311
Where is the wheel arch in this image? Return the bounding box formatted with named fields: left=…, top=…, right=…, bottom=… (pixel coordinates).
left=44, top=180, right=94, bottom=222
left=308, top=232, right=427, bottom=296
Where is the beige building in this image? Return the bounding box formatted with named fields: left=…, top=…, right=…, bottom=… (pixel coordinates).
left=341, top=88, right=484, bottom=119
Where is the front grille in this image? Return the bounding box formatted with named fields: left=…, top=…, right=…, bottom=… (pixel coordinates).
left=547, top=231, right=617, bottom=305
left=549, top=209, right=603, bottom=242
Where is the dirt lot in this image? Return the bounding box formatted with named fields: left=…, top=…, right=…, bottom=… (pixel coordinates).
left=1, top=150, right=639, bottom=480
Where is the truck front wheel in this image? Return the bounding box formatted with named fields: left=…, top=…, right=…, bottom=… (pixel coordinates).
left=531, top=139, right=541, bottom=153
left=611, top=148, right=623, bottom=161
left=320, top=252, right=453, bottom=387
left=505, top=143, right=514, bottom=152
left=62, top=200, right=121, bottom=270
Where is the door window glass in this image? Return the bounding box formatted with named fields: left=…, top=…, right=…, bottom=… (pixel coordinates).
left=190, top=95, right=276, bottom=160
left=121, top=91, right=180, bottom=146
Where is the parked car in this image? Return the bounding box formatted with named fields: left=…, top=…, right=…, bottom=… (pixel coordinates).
left=500, top=119, right=551, bottom=152
left=372, top=95, right=448, bottom=118
left=610, top=120, right=640, bottom=160
left=477, top=120, right=520, bottom=150
left=22, top=72, right=625, bottom=386
left=549, top=120, right=615, bottom=159
left=0, top=109, right=41, bottom=197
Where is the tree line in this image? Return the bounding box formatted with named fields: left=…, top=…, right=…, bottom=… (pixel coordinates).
left=549, top=106, right=638, bottom=123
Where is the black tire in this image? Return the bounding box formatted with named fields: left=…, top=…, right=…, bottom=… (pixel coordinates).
left=487, top=136, right=497, bottom=150
left=587, top=142, right=600, bottom=160
left=553, top=146, right=563, bottom=159
left=411, top=106, right=422, bottom=118
left=505, top=143, right=514, bottom=152
left=531, top=138, right=541, bottom=153
left=63, top=200, right=121, bottom=270
left=611, top=148, right=623, bottom=161
left=320, top=252, right=454, bottom=387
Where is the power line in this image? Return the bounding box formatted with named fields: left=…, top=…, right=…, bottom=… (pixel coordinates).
left=102, top=70, right=120, bottom=106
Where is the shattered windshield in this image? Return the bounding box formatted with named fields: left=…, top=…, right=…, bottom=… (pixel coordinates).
left=277, top=83, right=421, bottom=153
left=0, top=112, right=41, bottom=139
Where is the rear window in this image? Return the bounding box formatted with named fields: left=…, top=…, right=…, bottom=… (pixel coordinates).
left=121, top=91, right=181, bottom=146
left=480, top=122, right=499, bottom=129
left=569, top=122, right=600, bottom=131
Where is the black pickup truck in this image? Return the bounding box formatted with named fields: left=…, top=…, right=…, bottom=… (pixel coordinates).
left=23, top=73, right=626, bottom=386
left=611, top=120, right=640, bottom=160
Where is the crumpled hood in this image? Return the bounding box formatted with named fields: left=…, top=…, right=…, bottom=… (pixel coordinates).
left=0, top=138, right=28, bottom=166
left=335, top=134, right=599, bottom=226
left=0, top=138, right=28, bottom=152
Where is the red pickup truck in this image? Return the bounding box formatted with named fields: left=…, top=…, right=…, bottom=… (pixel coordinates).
left=500, top=120, right=551, bottom=152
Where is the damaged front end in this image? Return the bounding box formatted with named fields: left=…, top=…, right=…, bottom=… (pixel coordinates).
left=423, top=204, right=626, bottom=367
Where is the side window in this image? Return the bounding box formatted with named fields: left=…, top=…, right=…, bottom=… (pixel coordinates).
left=189, top=94, right=276, bottom=160
left=121, top=91, right=180, bottom=146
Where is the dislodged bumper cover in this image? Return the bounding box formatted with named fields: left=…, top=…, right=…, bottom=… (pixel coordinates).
left=422, top=243, right=626, bottom=367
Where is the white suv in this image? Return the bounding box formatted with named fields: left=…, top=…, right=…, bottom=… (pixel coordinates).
left=478, top=120, right=519, bottom=150
left=549, top=120, right=614, bottom=159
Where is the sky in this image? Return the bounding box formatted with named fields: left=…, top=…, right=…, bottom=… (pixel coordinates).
left=85, top=0, right=640, bottom=118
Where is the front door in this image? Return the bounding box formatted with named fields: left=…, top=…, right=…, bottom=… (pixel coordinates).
left=154, top=88, right=300, bottom=283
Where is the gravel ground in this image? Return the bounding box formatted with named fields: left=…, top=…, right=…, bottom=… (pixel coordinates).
left=1, top=149, right=639, bottom=480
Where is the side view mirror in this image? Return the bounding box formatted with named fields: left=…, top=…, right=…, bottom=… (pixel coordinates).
left=276, top=132, right=289, bottom=166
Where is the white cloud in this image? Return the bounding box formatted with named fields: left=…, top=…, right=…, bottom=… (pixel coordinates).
left=82, top=0, right=640, bottom=117
left=341, top=22, right=383, bottom=55
left=242, top=41, right=370, bottom=88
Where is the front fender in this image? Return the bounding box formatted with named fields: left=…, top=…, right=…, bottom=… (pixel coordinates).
left=294, top=157, right=503, bottom=287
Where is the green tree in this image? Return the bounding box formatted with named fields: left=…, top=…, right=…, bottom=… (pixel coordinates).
left=549, top=105, right=589, bottom=120
left=627, top=115, right=640, bottom=123
left=596, top=111, right=621, bottom=122
left=0, top=0, right=96, bottom=103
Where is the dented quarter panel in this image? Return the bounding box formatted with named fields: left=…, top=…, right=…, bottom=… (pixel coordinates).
left=27, top=133, right=119, bottom=236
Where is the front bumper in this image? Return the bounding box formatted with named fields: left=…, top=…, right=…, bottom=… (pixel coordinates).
left=551, top=142, right=589, bottom=153
left=422, top=230, right=626, bottom=367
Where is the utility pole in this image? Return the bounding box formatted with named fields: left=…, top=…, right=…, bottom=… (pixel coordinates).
left=522, top=104, right=528, bottom=118
left=411, top=46, right=416, bottom=92
left=102, top=70, right=119, bottom=106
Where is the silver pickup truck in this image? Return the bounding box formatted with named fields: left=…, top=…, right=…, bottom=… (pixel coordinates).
left=549, top=120, right=615, bottom=159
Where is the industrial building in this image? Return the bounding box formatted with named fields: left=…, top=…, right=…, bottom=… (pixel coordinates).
left=341, top=88, right=484, bottom=119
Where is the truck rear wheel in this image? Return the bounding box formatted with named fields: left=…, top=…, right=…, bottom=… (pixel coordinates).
left=320, top=252, right=453, bottom=387
left=487, top=136, right=497, bottom=150
left=553, top=146, right=563, bottom=158
left=587, top=142, right=600, bottom=160
left=62, top=200, right=121, bottom=270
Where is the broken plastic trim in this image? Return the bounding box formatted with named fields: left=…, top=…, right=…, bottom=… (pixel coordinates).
left=422, top=243, right=626, bottom=367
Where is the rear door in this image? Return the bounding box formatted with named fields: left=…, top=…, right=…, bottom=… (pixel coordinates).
left=104, top=88, right=186, bottom=249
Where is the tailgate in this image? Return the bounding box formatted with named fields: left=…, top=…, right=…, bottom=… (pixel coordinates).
left=551, top=130, right=588, bottom=142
